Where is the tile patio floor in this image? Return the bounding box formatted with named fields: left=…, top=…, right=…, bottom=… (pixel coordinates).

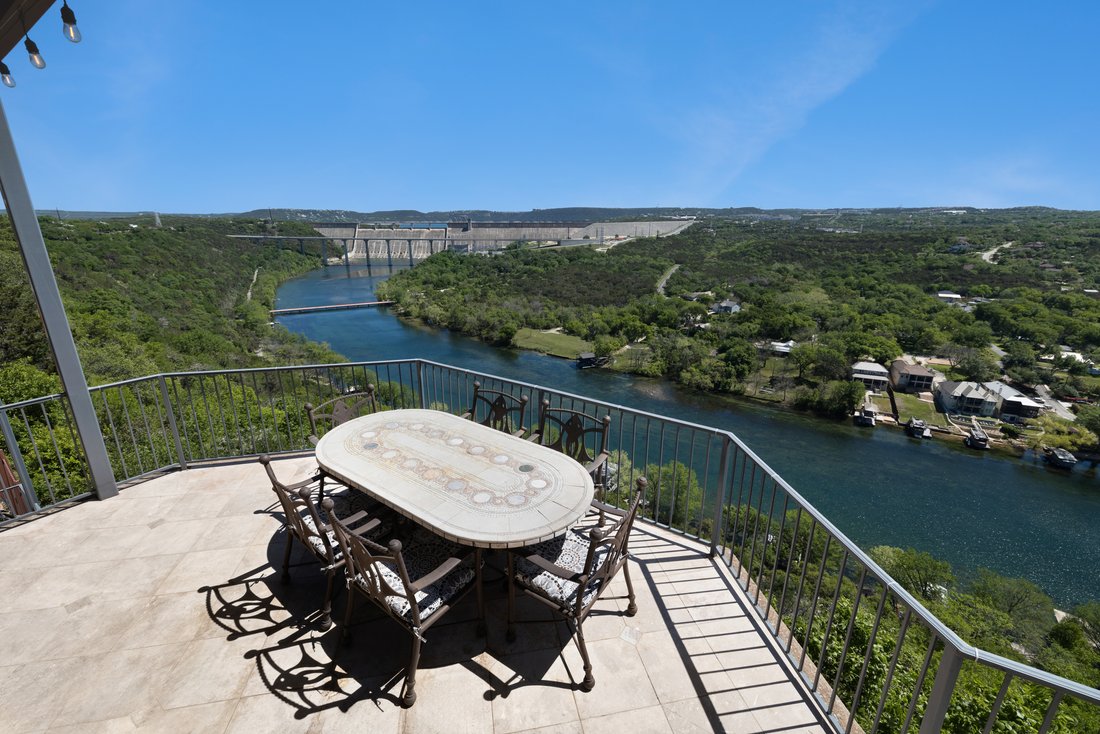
left=0, top=457, right=833, bottom=733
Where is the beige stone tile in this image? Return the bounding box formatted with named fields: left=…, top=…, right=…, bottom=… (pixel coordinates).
left=486, top=650, right=581, bottom=734
left=92, top=495, right=185, bottom=529
left=637, top=623, right=731, bottom=705
left=507, top=724, right=582, bottom=734
left=116, top=592, right=214, bottom=649
left=155, top=547, right=250, bottom=595
left=222, top=693, right=317, bottom=733
left=167, top=492, right=233, bottom=522
left=401, top=660, right=494, bottom=733
left=581, top=704, right=673, bottom=734
left=130, top=700, right=238, bottom=733
left=318, top=698, right=403, bottom=733
left=0, top=657, right=84, bottom=732
left=159, top=635, right=259, bottom=710
left=661, top=697, right=725, bottom=734
left=189, top=513, right=276, bottom=552
left=50, top=644, right=189, bottom=728
left=749, top=699, right=831, bottom=732
left=569, top=637, right=660, bottom=720
left=46, top=716, right=138, bottom=733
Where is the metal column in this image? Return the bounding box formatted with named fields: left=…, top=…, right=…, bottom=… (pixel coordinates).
left=0, top=101, right=118, bottom=500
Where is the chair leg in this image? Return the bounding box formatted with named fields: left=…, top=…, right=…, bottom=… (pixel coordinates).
left=506, top=554, right=517, bottom=643
left=280, top=527, right=294, bottom=582
left=340, top=588, right=355, bottom=645
left=319, top=567, right=335, bottom=630
left=573, top=620, right=595, bottom=691
left=622, top=558, right=638, bottom=616
left=402, top=636, right=422, bottom=707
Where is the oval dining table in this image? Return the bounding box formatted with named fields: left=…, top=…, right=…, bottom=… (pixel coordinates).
left=314, top=409, right=595, bottom=549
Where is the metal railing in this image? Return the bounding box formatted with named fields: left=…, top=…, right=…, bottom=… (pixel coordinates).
left=1, top=358, right=1097, bottom=733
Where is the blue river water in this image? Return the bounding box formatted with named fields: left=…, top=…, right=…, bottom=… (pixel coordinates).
left=276, top=263, right=1100, bottom=607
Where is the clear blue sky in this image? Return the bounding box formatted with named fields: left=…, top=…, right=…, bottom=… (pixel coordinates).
left=3, top=1, right=1099, bottom=213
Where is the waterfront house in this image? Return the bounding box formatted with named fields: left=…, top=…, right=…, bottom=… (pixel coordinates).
left=935, top=381, right=998, bottom=416
left=984, top=381, right=1044, bottom=422
left=769, top=339, right=797, bottom=356
left=851, top=361, right=890, bottom=391
left=890, top=359, right=936, bottom=393
left=711, top=299, right=741, bottom=314
left=936, top=290, right=963, bottom=303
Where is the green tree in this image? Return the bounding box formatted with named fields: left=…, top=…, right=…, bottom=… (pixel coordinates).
left=869, top=545, right=955, bottom=601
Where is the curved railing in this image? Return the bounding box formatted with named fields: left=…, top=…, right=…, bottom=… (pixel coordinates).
left=1, top=358, right=1097, bottom=733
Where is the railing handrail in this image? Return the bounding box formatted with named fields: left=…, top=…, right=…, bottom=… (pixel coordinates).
left=6, top=358, right=1099, bottom=714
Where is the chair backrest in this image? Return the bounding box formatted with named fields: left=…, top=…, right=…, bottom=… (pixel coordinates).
left=537, top=399, right=610, bottom=465
left=259, top=455, right=337, bottom=564
left=580, top=476, right=647, bottom=610
left=305, top=384, right=379, bottom=442
left=325, top=502, right=423, bottom=628
left=466, top=381, right=528, bottom=434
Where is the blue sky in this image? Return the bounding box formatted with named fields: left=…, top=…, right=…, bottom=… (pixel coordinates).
left=3, top=1, right=1099, bottom=212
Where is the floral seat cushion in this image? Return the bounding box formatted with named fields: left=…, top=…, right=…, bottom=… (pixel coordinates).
left=350, top=527, right=476, bottom=623
left=514, top=528, right=610, bottom=612
left=300, top=489, right=389, bottom=562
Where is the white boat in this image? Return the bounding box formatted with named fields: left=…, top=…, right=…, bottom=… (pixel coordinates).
left=854, top=405, right=877, bottom=426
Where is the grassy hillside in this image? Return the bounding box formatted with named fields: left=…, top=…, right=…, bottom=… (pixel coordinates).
left=0, top=215, right=341, bottom=401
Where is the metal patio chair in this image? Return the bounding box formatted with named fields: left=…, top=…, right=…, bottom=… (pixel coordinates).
left=461, top=381, right=529, bottom=436
left=325, top=502, right=484, bottom=707
left=305, top=384, right=379, bottom=446
left=533, top=399, right=613, bottom=521
left=506, top=476, right=647, bottom=691
left=259, top=455, right=386, bottom=629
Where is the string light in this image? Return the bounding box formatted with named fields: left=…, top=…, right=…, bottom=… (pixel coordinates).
left=24, top=37, right=45, bottom=69
left=61, top=2, right=81, bottom=44
left=0, top=62, right=14, bottom=88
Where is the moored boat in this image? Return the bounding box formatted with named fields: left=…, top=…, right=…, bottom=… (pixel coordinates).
left=1042, top=446, right=1078, bottom=470
left=906, top=418, right=927, bottom=438
left=965, top=426, right=990, bottom=450
left=854, top=405, right=877, bottom=426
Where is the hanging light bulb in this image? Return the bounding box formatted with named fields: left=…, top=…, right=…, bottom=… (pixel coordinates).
left=24, top=37, right=45, bottom=69
left=0, top=61, right=14, bottom=88
left=61, top=2, right=81, bottom=43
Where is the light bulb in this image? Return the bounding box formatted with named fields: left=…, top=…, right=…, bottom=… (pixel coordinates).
left=0, top=62, right=14, bottom=88
left=61, top=3, right=81, bottom=43
left=24, top=38, right=45, bottom=69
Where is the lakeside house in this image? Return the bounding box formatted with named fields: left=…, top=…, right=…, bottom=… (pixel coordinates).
left=851, top=361, right=890, bottom=391
left=890, top=359, right=936, bottom=392
left=936, top=291, right=963, bottom=303
left=935, top=381, right=998, bottom=416
left=985, top=381, right=1045, bottom=423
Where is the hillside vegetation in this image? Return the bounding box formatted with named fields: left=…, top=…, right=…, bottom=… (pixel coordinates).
left=0, top=216, right=342, bottom=401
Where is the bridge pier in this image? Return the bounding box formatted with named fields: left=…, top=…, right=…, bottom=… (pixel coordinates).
left=386, top=239, right=393, bottom=268
left=342, top=239, right=350, bottom=267
left=408, top=239, right=415, bottom=267
left=321, top=238, right=327, bottom=267
left=298, top=238, right=305, bottom=255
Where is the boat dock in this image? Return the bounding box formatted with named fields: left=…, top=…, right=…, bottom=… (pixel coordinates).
left=270, top=301, right=394, bottom=316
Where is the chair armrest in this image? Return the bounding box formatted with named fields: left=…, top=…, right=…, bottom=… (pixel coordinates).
left=460, top=410, right=473, bottom=420
left=525, top=431, right=541, bottom=443
left=284, top=473, right=323, bottom=492
left=308, top=434, right=320, bottom=447
left=409, top=555, right=466, bottom=592
left=589, top=499, right=628, bottom=520
left=584, top=451, right=610, bottom=476
left=342, top=512, right=381, bottom=537
left=511, top=426, right=527, bottom=437
left=519, top=551, right=585, bottom=582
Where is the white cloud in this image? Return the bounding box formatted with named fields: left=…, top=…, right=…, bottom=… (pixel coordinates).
left=664, top=1, right=930, bottom=204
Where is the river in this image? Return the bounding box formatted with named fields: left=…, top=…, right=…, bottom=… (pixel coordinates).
left=276, top=263, right=1100, bottom=607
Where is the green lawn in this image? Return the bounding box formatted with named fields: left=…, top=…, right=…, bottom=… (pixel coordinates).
left=512, top=328, right=592, bottom=359
left=889, top=391, right=950, bottom=427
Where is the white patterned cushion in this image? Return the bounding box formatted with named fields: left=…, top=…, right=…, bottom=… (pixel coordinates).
left=300, top=489, right=388, bottom=563
left=515, top=528, right=609, bottom=613
left=350, top=527, right=475, bottom=624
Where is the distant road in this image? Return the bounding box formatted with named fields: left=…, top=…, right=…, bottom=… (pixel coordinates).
left=656, top=264, right=680, bottom=295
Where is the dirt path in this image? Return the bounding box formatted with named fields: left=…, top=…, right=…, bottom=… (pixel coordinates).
left=246, top=267, right=260, bottom=301
left=980, top=241, right=1013, bottom=263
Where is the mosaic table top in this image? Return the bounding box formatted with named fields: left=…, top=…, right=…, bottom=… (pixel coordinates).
left=315, top=409, right=595, bottom=549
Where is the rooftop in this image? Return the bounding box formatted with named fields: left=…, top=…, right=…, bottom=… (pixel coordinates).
left=0, top=457, right=832, bottom=733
